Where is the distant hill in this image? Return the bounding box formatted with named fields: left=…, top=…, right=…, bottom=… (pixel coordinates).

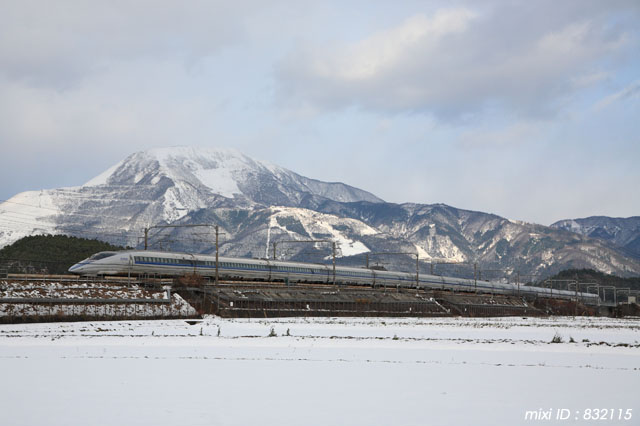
left=541, top=268, right=640, bottom=291
left=551, top=216, right=640, bottom=260
left=0, top=235, right=125, bottom=275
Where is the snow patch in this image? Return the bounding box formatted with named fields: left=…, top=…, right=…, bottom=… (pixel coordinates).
left=270, top=207, right=376, bottom=258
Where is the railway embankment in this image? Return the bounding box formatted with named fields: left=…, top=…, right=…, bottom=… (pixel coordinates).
left=0, top=276, right=198, bottom=324
left=173, top=282, right=608, bottom=319
left=2, top=275, right=637, bottom=323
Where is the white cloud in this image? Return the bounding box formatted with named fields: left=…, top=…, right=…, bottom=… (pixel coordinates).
left=457, top=121, right=545, bottom=149
left=594, top=80, right=640, bottom=110
left=0, top=1, right=258, bottom=89
left=277, top=3, right=636, bottom=118
left=310, top=9, right=477, bottom=81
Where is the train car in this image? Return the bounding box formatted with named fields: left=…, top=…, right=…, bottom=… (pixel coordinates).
left=68, top=250, right=601, bottom=304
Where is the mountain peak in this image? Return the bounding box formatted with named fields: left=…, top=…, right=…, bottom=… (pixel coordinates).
left=83, top=145, right=384, bottom=205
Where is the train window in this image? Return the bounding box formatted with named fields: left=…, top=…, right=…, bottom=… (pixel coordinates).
left=89, top=252, right=116, bottom=261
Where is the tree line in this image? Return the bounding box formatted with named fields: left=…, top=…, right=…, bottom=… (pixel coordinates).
left=0, top=234, right=126, bottom=275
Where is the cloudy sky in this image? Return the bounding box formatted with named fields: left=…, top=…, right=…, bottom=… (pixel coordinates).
left=1, top=0, right=638, bottom=225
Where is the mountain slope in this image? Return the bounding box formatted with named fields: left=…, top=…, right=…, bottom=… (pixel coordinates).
left=303, top=201, right=640, bottom=277
left=551, top=216, right=640, bottom=260
left=1, top=146, right=639, bottom=279
left=0, top=147, right=382, bottom=248
left=85, top=147, right=383, bottom=209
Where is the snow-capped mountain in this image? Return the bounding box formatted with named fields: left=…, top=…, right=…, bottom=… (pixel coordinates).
left=1, top=146, right=639, bottom=279
left=0, top=147, right=381, bottom=247
left=292, top=201, right=640, bottom=277
left=551, top=216, right=640, bottom=260
left=86, top=147, right=382, bottom=212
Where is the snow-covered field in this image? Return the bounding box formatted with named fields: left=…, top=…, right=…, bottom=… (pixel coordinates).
left=1, top=316, right=638, bottom=426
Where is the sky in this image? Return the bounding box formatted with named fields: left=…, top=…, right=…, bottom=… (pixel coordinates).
left=0, top=0, right=638, bottom=225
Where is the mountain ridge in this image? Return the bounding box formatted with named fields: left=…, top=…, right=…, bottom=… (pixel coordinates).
left=551, top=216, right=640, bottom=261
left=0, top=146, right=638, bottom=279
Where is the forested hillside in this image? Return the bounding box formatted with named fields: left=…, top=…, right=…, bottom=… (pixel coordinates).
left=541, top=269, right=640, bottom=291
left=0, top=235, right=125, bottom=274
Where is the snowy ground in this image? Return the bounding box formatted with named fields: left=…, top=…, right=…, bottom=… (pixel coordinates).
left=0, top=316, right=638, bottom=426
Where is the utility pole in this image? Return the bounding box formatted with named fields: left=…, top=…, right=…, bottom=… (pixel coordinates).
left=332, top=242, right=336, bottom=286
left=474, top=263, right=477, bottom=293
left=574, top=274, right=579, bottom=317
left=215, top=225, right=219, bottom=286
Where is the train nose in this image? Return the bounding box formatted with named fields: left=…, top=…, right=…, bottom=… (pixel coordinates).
left=68, top=261, right=87, bottom=274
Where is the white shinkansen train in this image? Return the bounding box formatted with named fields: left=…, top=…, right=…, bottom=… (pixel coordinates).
left=69, top=250, right=601, bottom=304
